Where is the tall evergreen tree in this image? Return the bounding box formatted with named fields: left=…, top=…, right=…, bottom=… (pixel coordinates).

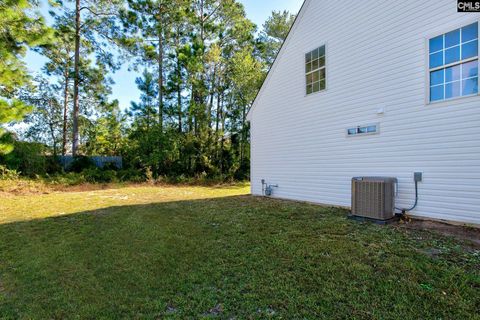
left=58, top=0, right=125, bottom=155
left=257, top=10, right=296, bottom=66
left=129, top=70, right=158, bottom=131
left=23, top=77, right=63, bottom=156
left=120, top=0, right=186, bottom=132
left=83, top=100, right=125, bottom=156
left=35, top=15, right=76, bottom=155
left=0, top=0, right=52, bottom=154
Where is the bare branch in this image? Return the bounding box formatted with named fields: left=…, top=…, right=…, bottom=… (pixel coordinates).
left=79, top=6, right=115, bottom=17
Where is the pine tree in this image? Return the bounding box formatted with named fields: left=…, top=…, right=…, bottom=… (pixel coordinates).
left=129, top=70, right=158, bottom=131
left=0, top=0, right=52, bottom=154
left=61, top=0, right=125, bottom=155
left=23, top=78, right=63, bottom=156
left=35, top=15, right=76, bottom=155
left=83, top=100, right=125, bottom=156
left=257, top=10, right=296, bottom=66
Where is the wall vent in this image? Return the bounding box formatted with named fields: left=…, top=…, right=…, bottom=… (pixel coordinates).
left=351, top=177, right=397, bottom=221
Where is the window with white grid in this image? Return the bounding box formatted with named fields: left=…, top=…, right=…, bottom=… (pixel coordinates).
left=305, top=45, right=326, bottom=95
left=429, top=22, right=479, bottom=102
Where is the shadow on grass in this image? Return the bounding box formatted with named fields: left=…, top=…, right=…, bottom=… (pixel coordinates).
left=0, top=195, right=478, bottom=319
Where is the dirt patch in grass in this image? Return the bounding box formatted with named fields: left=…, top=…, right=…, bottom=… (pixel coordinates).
left=50, top=183, right=130, bottom=193
left=0, top=179, right=51, bottom=195
left=0, top=179, right=248, bottom=196
left=401, top=219, right=480, bottom=249
left=0, top=180, right=135, bottom=195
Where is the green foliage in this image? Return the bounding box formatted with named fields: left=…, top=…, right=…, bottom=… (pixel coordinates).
left=82, top=100, right=126, bottom=156
left=116, top=168, right=146, bottom=183
left=4, top=1, right=297, bottom=182
left=102, top=162, right=121, bottom=171
left=0, top=164, right=20, bottom=180
left=23, top=77, right=64, bottom=155
left=257, top=10, right=296, bottom=66
left=128, top=70, right=158, bottom=128
left=0, top=0, right=52, bottom=154
left=1, top=141, right=48, bottom=177
left=82, top=168, right=118, bottom=183
left=111, top=0, right=265, bottom=180
left=48, top=167, right=145, bottom=184
left=45, top=156, right=63, bottom=174
left=0, top=0, right=53, bottom=93
left=44, top=172, right=88, bottom=186
left=68, top=156, right=96, bottom=173
left=0, top=100, right=32, bottom=154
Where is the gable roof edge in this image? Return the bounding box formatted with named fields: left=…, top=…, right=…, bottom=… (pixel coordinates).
left=246, top=0, right=311, bottom=122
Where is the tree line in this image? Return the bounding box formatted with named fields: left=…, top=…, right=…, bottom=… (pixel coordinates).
left=0, top=0, right=295, bottom=180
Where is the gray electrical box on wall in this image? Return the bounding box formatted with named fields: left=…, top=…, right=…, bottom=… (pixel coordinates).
left=414, top=172, right=423, bottom=182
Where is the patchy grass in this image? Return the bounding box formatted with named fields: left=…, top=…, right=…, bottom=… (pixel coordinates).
left=0, top=185, right=479, bottom=319
left=0, top=177, right=116, bottom=196
left=0, top=175, right=243, bottom=196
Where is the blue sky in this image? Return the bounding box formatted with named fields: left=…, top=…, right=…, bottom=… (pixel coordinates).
left=25, top=0, right=304, bottom=111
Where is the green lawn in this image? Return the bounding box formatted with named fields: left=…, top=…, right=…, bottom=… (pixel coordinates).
left=0, top=184, right=479, bottom=319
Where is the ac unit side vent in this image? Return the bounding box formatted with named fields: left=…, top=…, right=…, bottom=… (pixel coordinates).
left=351, top=177, right=397, bottom=221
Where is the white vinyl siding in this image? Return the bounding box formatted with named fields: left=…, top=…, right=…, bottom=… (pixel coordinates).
left=248, top=0, right=480, bottom=224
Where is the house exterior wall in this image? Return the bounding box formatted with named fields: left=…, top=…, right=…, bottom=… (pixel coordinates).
left=248, top=0, right=480, bottom=224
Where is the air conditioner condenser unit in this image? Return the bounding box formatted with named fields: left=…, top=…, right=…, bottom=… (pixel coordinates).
left=350, top=177, right=398, bottom=224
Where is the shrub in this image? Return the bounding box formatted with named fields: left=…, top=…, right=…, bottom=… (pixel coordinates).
left=1, top=141, right=47, bottom=176
left=117, top=169, right=145, bottom=183
left=145, top=166, right=154, bottom=184
left=0, top=165, right=20, bottom=180
left=68, top=156, right=95, bottom=173
left=45, top=172, right=87, bottom=186
left=82, top=168, right=118, bottom=183
left=102, top=162, right=120, bottom=171
left=45, top=156, right=63, bottom=175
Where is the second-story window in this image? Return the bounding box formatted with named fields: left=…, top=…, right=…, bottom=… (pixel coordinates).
left=306, top=45, right=326, bottom=95
left=429, top=22, right=478, bottom=102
